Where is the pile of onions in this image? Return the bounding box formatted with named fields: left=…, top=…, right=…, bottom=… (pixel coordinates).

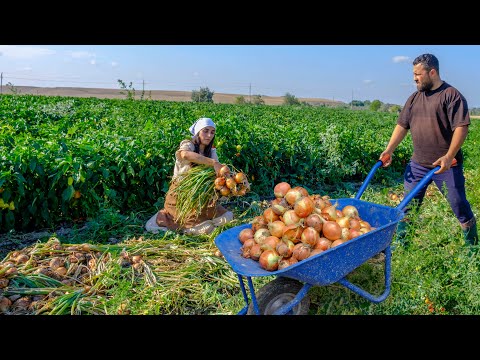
left=238, top=181, right=376, bottom=271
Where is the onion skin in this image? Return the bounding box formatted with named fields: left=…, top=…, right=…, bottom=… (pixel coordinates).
left=282, top=224, right=303, bottom=244
left=254, top=228, right=271, bottom=245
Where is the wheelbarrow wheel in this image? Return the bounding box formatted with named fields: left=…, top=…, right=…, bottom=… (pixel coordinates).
left=247, top=277, right=310, bottom=315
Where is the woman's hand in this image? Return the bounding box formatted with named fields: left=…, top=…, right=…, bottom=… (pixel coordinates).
left=213, top=161, right=224, bottom=176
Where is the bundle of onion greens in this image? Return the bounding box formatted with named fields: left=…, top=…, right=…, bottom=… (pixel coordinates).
left=172, top=165, right=219, bottom=227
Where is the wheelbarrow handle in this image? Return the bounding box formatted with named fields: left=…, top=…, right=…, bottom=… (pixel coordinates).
left=354, top=154, right=391, bottom=200
left=396, top=158, right=457, bottom=211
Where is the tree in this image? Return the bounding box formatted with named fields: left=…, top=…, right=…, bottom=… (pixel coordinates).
left=191, top=87, right=214, bottom=103
left=117, top=79, right=136, bottom=100
left=235, top=95, right=246, bottom=104
left=283, top=92, right=301, bottom=106
left=370, top=99, right=382, bottom=111
left=251, top=94, right=265, bottom=105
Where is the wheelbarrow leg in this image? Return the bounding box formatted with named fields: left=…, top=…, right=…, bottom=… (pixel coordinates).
left=337, top=245, right=392, bottom=303
left=236, top=275, right=261, bottom=315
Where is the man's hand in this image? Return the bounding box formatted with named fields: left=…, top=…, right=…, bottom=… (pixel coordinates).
left=433, top=156, right=457, bottom=174
left=379, top=152, right=392, bottom=167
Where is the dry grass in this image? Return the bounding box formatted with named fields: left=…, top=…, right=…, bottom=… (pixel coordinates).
left=2, top=86, right=344, bottom=106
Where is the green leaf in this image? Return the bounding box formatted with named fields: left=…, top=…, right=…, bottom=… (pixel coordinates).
left=62, top=185, right=75, bottom=201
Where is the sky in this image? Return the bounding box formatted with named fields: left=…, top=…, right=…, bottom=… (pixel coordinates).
left=1, top=45, right=480, bottom=108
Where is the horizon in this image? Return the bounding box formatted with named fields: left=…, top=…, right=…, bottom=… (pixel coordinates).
left=1, top=45, right=479, bottom=108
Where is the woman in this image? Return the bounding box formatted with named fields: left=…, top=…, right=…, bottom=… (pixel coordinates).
left=145, top=117, right=234, bottom=235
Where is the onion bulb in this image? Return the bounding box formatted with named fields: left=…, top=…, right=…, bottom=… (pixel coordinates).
left=274, top=182, right=291, bottom=198
left=259, top=250, right=280, bottom=271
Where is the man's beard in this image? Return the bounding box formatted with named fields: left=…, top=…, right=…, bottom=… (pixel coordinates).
left=417, top=77, right=434, bottom=92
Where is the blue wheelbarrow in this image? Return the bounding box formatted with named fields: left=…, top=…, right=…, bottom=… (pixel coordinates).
left=214, top=156, right=444, bottom=315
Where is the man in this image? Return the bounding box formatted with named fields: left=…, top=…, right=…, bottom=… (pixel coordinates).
left=379, top=53, right=478, bottom=247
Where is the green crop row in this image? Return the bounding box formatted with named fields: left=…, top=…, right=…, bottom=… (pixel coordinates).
left=1, top=94, right=416, bottom=233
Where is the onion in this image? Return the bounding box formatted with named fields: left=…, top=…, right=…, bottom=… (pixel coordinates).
left=219, top=165, right=230, bottom=177
left=294, top=196, right=315, bottom=218
left=282, top=209, right=301, bottom=226
left=282, top=224, right=303, bottom=244
left=331, top=239, right=346, bottom=248
left=241, top=238, right=256, bottom=258
left=219, top=186, right=230, bottom=196
left=301, top=226, right=320, bottom=248
left=349, top=218, right=361, bottom=231
left=250, top=243, right=263, bottom=261
left=349, top=228, right=362, bottom=240
left=292, top=186, right=309, bottom=197
left=311, top=195, right=327, bottom=210
left=284, top=188, right=303, bottom=205
left=292, top=243, right=311, bottom=261
left=305, top=213, right=323, bottom=233
left=254, top=228, right=271, bottom=244
left=261, top=236, right=281, bottom=251
left=234, top=172, right=246, bottom=184
left=263, top=207, right=280, bottom=223
left=225, top=177, right=237, bottom=190
left=321, top=204, right=338, bottom=221
left=214, top=177, right=226, bottom=189
left=360, top=220, right=371, bottom=230
left=278, top=258, right=291, bottom=270
left=238, top=228, right=254, bottom=244
left=336, top=216, right=351, bottom=229
left=314, top=237, right=332, bottom=251
left=321, top=220, right=342, bottom=241
left=251, top=216, right=268, bottom=232
left=309, top=248, right=324, bottom=257
left=0, top=296, right=12, bottom=313
left=268, top=220, right=286, bottom=238
left=340, top=227, right=350, bottom=241
left=276, top=239, right=295, bottom=258
left=274, top=182, right=291, bottom=198
left=259, top=250, right=280, bottom=271
left=342, top=205, right=359, bottom=219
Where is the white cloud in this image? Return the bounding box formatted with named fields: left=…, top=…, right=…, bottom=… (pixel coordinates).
left=193, top=71, right=199, bottom=77
left=68, top=51, right=95, bottom=59
left=393, top=56, right=410, bottom=63
left=90, top=59, right=96, bottom=65
left=0, top=45, right=55, bottom=59
left=111, top=61, right=118, bottom=67
left=363, top=79, right=373, bottom=85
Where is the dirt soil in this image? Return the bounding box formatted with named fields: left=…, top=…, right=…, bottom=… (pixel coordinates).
left=3, top=86, right=344, bottom=106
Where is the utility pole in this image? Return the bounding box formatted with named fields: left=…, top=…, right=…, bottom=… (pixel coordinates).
left=1, top=72, right=3, bottom=94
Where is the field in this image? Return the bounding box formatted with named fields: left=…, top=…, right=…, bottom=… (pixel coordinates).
left=2, top=85, right=344, bottom=107
left=0, top=93, right=479, bottom=316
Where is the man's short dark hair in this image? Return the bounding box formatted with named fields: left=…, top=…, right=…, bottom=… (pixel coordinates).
left=413, top=53, right=439, bottom=74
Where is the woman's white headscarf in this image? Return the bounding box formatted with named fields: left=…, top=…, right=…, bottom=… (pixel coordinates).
left=189, top=117, right=216, bottom=136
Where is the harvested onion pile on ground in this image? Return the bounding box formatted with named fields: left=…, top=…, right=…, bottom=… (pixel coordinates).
left=173, top=164, right=250, bottom=227
left=238, top=182, right=376, bottom=272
